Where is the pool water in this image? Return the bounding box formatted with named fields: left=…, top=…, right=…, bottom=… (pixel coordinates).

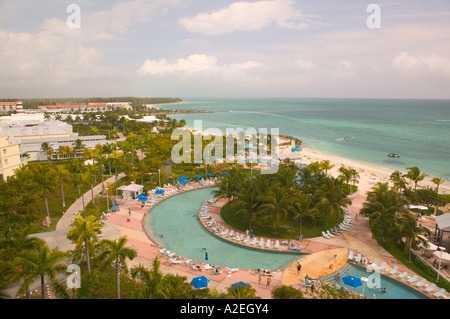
left=143, top=187, right=303, bottom=270
left=321, top=263, right=429, bottom=299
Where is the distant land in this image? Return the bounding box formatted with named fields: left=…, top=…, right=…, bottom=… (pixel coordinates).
left=0, top=97, right=183, bottom=110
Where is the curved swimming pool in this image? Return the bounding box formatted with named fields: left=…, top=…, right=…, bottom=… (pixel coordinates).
left=142, top=187, right=303, bottom=270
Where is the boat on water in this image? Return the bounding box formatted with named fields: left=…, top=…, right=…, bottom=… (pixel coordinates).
left=388, top=153, right=400, bottom=158
left=336, top=136, right=355, bottom=141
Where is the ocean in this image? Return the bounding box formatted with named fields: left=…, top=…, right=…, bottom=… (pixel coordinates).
left=160, top=98, right=450, bottom=180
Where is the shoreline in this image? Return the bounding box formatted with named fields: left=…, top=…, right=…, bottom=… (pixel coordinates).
left=180, top=126, right=450, bottom=196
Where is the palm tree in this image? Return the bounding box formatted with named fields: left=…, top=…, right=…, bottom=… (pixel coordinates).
left=97, top=236, right=137, bottom=299
left=261, top=184, right=289, bottom=234
left=232, top=183, right=263, bottom=230
left=390, top=170, right=407, bottom=193
left=316, top=177, right=351, bottom=226
left=67, top=215, right=103, bottom=273
left=57, top=145, right=74, bottom=160
left=225, top=283, right=259, bottom=299
left=14, top=244, right=66, bottom=299
left=33, top=169, right=56, bottom=226
left=289, top=192, right=312, bottom=240
left=212, top=176, right=236, bottom=216
left=360, top=183, right=410, bottom=246
left=404, top=166, right=428, bottom=190
left=320, top=160, right=335, bottom=176
left=338, top=167, right=352, bottom=193
left=54, top=165, right=71, bottom=207
left=431, top=177, right=445, bottom=193
left=399, top=211, right=432, bottom=261
left=50, top=270, right=98, bottom=299
left=130, top=257, right=163, bottom=299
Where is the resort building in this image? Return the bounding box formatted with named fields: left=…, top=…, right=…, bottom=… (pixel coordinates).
left=0, top=113, right=108, bottom=162
left=0, top=130, right=22, bottom=181
left=0, top=100, right=23, bottom=114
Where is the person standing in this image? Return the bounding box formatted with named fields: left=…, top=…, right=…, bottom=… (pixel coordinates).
left=266, top=277, right=271, bottom=290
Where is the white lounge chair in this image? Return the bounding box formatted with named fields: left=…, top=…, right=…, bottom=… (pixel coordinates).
left=415, top=278, right=426, bottom=287
left=236, top=234, right=244, bottom=241
left=243, top=236, right=250, bottom=243
left=348, top=251, right=354, bottom=260
left=226, top=267, right=239, bottom=273
left=170, top=258, right=182, bottom=264
left=274, top=240, right=279, bottom=249
left=354, top=254, right=361, bottom=262
left=326, top=230, right=334, bottom=237
left=434, top=288, right=446, bottom=298
left=369, top=258, right=378, bottom=269
left=259, top=238, right=264, bottom=247
left=398, top=272, right=408, bottom=279
left=407, top=275, right=418, bottom=283
left=265, top=240, right=271, bottom=248
left=378, top=262, right=387, bottom=271
left=425, top=283, right=436, bottom=292
left=322, top=231, right=331, bottom=239
left=227, top=230, right=234, bottom=238
left=388, top=266, right=398, bottom=275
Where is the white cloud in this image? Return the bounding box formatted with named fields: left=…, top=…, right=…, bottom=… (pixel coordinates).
left=392, top=52, right=450, bottom=79
left=137, top=54, right=264, bottom=76
left=179, top=0, right=320, bottom=36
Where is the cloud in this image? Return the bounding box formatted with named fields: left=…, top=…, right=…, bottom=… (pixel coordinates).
left=179, top=0, right=321, bottom=36
left=137, top=54, right=264, bottom=76
left=392, top=52, right=450, bottom=79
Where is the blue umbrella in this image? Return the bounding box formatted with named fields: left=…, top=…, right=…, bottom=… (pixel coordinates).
left=154, top=189, right=165, bottom=195
left=178, top=176, right=188, bottom=180
left=222, top=172, right=228, bottom=175
left=232, top=281, right=250, bottom=290
left=137, top=194, right=148, bottom=201
left=194, top=174, right=202, bottom=178
left=207, top=173, right=214, bottom=176
left=180, top=180, right=189, bottom=184
left=190, top=276, right=209, bottom=289
left=342, top=275, right=363, bottom=288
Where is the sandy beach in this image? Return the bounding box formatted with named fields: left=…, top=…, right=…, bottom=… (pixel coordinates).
left=279, top=138, right=450, bottom=197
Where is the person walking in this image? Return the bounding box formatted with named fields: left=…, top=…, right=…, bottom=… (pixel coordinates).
left=266, top=277, right=271, bottom=290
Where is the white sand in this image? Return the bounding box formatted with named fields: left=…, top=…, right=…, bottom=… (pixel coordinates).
left=293, top=144, right=450, bottom=196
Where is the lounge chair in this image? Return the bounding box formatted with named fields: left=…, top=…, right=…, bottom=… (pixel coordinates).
left=407, top=275, right=418, bottom=283
left=415, top=278, right=426, bottom=287
left=274, top=240, right=280, bottom=249
left=425, top=283, right=436, bottom=292
left=322, top=231, right=331, bottom=239
left=243, top=236, right=250, bottom=243
left=326, top=230, right=334, bottom=237
left=159, top=248, right=168, bottom=255
left=227, top=230, right=234, bottom=238
left=289, top=246, right=302, bottom=252
left=354, top=253, right=361, bottom=262
left=251, top=237, right=257, bottom=245
left=398, top=272, right=408, bottom=279
left=369, top=258, right=378, bottom=269
left=221, top=229, right=229, bottom=236
left=170, top=258, right=182, bottom=264
left=265, top=240, right=271, bottom=248
left=433, top=288, right=446, bottom=298
left=258, top=238, right=264, bottom=247
left=348, top=251, right=354, bottom=260
left=236, top=234, right=244, bottom=241
left=226, top=267, right=239, bottom=273
left=339, top=224, right=350, bottom=230
left=377, top=261, right=387, bottom=271
left=388, top=266, right=398, bottom=275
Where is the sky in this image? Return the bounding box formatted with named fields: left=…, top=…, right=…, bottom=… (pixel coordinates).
left=1, top=0, right=450, bottom=99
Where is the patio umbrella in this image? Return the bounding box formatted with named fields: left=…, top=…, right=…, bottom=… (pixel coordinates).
left=194, top=174, right=202, bottom=178
left=154, top=189, right=165, bottom=195
left=207, top=173, right=214, bottom=176
left=179, top=176, right=188, bottom=180
left=190, top=276, right=209, bottom=289
left=341, top=275, right=363, bottom=288
left=433, top=250, right=450, bottom=261
left=180, top=180, right=189, bottom=184
left=137, top=194, right=148, bottom=201
left=232, top=281, right=250, bottom=290
left=222, top=172, right=228, bottom=175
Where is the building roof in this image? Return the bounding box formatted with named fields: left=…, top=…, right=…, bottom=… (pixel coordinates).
left=117, top=182, right=144, bottom=192
left=436, top=214, right=450, bottom=232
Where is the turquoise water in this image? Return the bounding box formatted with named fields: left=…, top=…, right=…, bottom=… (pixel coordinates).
left=163, top=98, right=450, bottom=179
left=143, top=187, right=303, bottom=270
left=321, top=264, right=429, bottom=299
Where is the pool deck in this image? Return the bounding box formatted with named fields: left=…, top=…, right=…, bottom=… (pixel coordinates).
left=36, top=180, right=448, bottom=299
